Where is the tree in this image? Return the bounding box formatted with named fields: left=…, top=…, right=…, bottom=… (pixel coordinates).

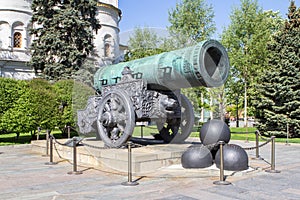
left=29, top=0, right=100, bottom=81
left=167, top=0, right=217, bottom=122
left=124, top=27, right=167, bottom=61
left=255, top=1, right=300, bottom=137
left=168, top=0, right=215, bottom=47
left=221, top=0, right=283, bottom=126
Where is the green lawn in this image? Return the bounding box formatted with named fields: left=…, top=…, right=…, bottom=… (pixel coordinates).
left=0, top=129, right=77, bottom=146
left=133, top=125, right=300, bottom=143
left=1, top=125, right=299, bottom=146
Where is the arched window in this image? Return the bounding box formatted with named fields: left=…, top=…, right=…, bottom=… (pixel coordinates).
left=104, top=34, right=112, bottom=57
left=13, top=32, right=22, bottom=48
left=104, top=43, right=110, bottom=57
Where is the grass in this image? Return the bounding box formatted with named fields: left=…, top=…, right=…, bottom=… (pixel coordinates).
left=0, top=129, right=78, bottom=146
left=1, top=125, right=299, bottom=146
left=133, top=125, right=300, bottom=144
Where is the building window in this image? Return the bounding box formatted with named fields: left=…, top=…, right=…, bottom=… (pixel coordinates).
left=104, top=43, right=110, bottom=57
left=104, top=34, right=112, bottom=57
left=13, top=32, right=22, bottom=48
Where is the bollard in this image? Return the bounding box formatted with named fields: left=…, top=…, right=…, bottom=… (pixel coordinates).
left=213, top=141, right=231, bottom=185
left=122, top=141, right=138, bottom=186
left=42, top=130, right=50, bottom=157
left=68, top=137, right=82, bottom=175
left=37, top=127, right=41, bottom=140
left=67, top=126, right=71, bottom=139
left=254, top=130, right=262, bottom=160
left=265, top=136, right=280, bottom=173
left=141, top=125, right=144, bottom=138
left=285, top=122, right=290, bottom=146
left=45, top=135, right=57, bottom=165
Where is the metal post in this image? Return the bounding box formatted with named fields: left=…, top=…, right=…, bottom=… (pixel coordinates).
left=255, top=130, right=262, bottom=160
left=236, top=96, right=239, bottom=128
left=286, top=122, right=290, bottom=146
left=122, top=141, right=138, bottom=186
left=45, top=135, right=57, bottom=165
left=141, top=125, right=144, bottom=138
left=213, top=141, right=231, bottom=185
left=37, top=127, right=41, bottom=140
left=67, top=126, right=70, bottom=139
left=42, top=130, right=49, bottom=157
left=68, top=137, right=82, bottom=175
left=266, top=136, right=280, bottom=173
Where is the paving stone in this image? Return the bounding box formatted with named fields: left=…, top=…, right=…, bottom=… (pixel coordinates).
left=0, top=141, right=300, bottom=199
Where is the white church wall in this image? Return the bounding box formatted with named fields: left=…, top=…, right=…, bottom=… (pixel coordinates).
left=100, top=0, right=118, bottom=8
left=0, top=0, right=121, bottom=79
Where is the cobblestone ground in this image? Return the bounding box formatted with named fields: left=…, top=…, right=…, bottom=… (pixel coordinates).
left=0, top=141, right=300, bottom=200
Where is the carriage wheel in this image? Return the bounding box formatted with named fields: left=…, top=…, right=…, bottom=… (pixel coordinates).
left=157, top=94, right=194, bottom=143
left=97, top=90, right=135, bottom=148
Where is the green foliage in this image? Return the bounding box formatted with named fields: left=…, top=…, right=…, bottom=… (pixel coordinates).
left=255, top=1, right=300, bottom=137
left=1, top=79, right=58, bottom=133
left=74, top=59, right=98, bottom=88
left=168, top=0, right=215, bottom=47
left=0, top=78, right=95, bottom=135
left=72, top=81, right=96, bottom=118
left=0, top=78, right=28, bottom=133
left=125, top=27, right=168, bottom=61
left=0, top=78, right=27, bottom=117
left=53, top=79, right=75, bottom=133
left=221, top=0, right=283, bottom=119
left=128, top=27, right=162, bottom=50
left=29, top=0, right=100, bottom=81
left=167, top=0, right=216, bottom=120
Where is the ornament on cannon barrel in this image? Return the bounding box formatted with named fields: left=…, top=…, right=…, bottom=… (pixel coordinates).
left=181, top=145, right=213, bottom=168
left=215, top=144, right=249, bottom=171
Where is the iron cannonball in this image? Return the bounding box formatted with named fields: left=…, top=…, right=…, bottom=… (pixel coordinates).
left=181, top=145, right=213, bottom=168
left=215, top=144, right=249, bottom=171
left=199, top=119, right=231, bottom=146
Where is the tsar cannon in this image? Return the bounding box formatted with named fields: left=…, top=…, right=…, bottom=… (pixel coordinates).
left=77, top=40, right=230, bottom=148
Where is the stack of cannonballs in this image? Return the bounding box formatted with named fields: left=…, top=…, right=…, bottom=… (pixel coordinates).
left=181, top=119, right=248, bottom=171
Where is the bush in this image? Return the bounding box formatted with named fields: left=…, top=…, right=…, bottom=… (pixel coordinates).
left=0, top=78, right=28, bottom=133
left=53, top=79, right=75, bottom=134
left=1, top=79, right=58, bottom=134
left=0, top=77, right=96, bottom=136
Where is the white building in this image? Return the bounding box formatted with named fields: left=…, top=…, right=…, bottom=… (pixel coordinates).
left=0, top=0, right=122, bottom=79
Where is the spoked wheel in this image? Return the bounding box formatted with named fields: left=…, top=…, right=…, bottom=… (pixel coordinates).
left=97, top=90, right=135, bottom=148
left=156, top=94, right=194, bottom=143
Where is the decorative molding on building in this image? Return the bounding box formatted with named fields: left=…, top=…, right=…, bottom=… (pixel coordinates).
left=97, top=2, right=122, bottom=17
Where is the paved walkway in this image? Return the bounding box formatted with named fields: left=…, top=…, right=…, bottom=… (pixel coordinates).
left=0, top=140, right=300, bottom=200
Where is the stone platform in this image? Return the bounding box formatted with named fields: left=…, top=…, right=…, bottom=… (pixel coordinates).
left=31, top=137, right=194, bottom=174
left=31, top=137, right=265, bottom=176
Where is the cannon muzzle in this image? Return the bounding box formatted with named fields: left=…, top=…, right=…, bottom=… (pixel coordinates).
left=94, top=40, right=230, bottom=91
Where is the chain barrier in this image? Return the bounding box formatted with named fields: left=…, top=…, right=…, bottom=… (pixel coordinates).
left=53, top=142, right=66, bottom=160
left=45, top=130, right=280, bottom=183
left=80, top=140, right=108, bottom=150
left=256, top=129, right=270, bottom=141
left=51, top=135, right=73, bottom=146
left=80, top=139, right=143, bottom=150
left=243, top=138, right=272, bottom=151
left=51, top=135, right=71, bottom=161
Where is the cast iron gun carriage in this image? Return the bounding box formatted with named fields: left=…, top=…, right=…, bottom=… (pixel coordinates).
left=77, top=40, right=230, bottom=148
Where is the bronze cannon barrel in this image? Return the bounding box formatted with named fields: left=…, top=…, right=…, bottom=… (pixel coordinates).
left=94, top=40, right=230, bottom=91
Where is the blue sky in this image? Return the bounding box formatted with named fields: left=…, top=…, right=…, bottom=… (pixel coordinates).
left=118, top=0, right=300, bottom=42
